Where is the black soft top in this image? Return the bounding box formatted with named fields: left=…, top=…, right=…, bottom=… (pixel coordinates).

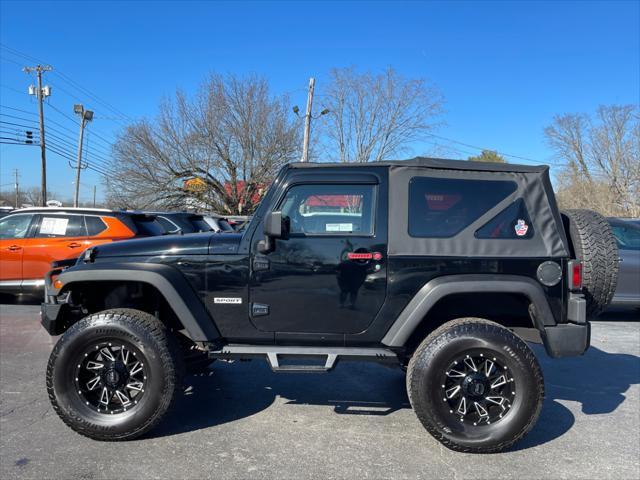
left=284, top=157, right=569, bottom=258
left=288, top=157, right=548, bottom=174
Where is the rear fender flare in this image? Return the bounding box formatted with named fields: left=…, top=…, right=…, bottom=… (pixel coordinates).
left=381, top=274, right=556, bottom=347
left=52, top=263, right=220, bottom=342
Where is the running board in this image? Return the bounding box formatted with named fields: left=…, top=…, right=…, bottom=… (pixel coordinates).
left=210, top=345, right=398, bottom=373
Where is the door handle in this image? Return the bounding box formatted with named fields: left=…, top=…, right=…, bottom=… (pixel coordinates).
left=347, top=251, right=383, bottom=261
left=7, top=245, right=22, bottom=251
left=67, top=242, right=82, bottom=248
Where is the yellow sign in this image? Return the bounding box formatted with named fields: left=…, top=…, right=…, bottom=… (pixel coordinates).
left=184, top=177, right=207, bottom=193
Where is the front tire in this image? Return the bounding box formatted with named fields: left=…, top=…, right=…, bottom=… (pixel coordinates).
left=46, top=308, right=184, bottom=441
left=407, top=318, right=544, bottom=453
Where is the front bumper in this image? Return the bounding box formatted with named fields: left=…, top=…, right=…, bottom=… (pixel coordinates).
left=41, top=302, right=65, bottom=335
left=40, top=267, right=70, bottom=336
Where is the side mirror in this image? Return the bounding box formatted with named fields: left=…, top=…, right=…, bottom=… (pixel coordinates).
left=258, top=211, right=289, bottom=253
left=264, top=211, right=283, bottom=238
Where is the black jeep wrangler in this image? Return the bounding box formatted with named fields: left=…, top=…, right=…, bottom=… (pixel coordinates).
left=41, top=158, right=618, bottom=453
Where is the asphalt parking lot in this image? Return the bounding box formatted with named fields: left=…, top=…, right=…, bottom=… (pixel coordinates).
left=1, top=301, right=638, bottom=480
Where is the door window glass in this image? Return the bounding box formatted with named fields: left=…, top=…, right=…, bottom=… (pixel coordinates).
left=408, top=177, right=517, bottom=238
left=0, top=214, right=34, bottom=239
left=279, top=184, right=375, bottom=235
left=36, top=215, right=87, bottom=238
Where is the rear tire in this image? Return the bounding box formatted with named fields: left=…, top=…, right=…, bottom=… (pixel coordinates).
left=407, top=318, right=544, bottom=453
left=46, top=308, right=184, bottom=441
left=562, top=209, right=619, bottom=318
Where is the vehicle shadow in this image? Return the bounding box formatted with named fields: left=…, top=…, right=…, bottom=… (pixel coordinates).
left=149, top=344, right=640, bottom=451
left=0, top=293, right=42, bottom=305
left=515, top=343, right=639, bottom=450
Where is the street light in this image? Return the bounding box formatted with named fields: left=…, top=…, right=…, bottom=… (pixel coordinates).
left=73, top=104, right=94, bottom=207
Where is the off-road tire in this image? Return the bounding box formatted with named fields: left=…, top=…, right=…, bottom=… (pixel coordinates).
left=407, top=318, right=544, bottom=453
left=562, top=209, right=619, bottom=318
left=46, top=308, right=184, bottom=441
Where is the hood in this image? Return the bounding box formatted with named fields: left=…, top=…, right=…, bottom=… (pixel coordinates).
left=92, top=232, right=243, bottom=258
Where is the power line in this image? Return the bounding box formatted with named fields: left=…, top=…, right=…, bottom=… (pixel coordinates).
left=0, top=105, right=38, bottom=116
left=46, top=142, right=110, bottom=177
left=0, top=111, right=114, bottom=160
left=0, top=44, right=133, bottom=123
left=0, top=83, right=27, bottom=95
left=45, top=101, right=117, bottom=152
left=0, top=112, right=40, bottom=125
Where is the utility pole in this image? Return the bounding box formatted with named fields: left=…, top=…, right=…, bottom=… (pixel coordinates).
left=24, top=64, right=52, bottom=206
left=73, top=104, right=94, bottom=207
left=92, top=185, right=96, bottom=208
left=301, top=77, right=315, bottom=162
left=13, top=169, right=19, bottom=208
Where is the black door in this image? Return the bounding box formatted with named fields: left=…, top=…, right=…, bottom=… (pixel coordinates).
left=249, top=181, right=388, bottom=335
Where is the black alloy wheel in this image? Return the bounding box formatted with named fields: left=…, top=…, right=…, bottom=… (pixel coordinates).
left=74, top=342, right=148, bottom=414
left=407, top=318, right=544, bottom=453
left=47, top=309, right=183, bottom=441
left=440, top=352, right=516, bottom=426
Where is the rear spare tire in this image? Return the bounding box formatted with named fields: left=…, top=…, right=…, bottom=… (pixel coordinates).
left=562, top=209, right=619, bottom=318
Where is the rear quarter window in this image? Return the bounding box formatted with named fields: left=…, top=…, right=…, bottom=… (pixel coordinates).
left=188, top=216, right=213, bottom=232
left=408, top=177, right=517, bottom=238
left=131, top=216, right=166, bottom=236
left=85, top=216, right=108, bottom=236
left=475, top=199, right=534, bottom=239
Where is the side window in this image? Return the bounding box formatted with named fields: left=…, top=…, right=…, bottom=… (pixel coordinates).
left=279, top=184, right=375, bottom=236
left=36, top=215, right=87, bottom=238
left=85, top=216, right=108, bottom=236
left=156, top=216, right=180, bottom=233
left=408, top=177, right=517, bottom=238
left=611, top=223, right=640, bottom=250
left=475, top=199, right=534, bottom=239
left=0, top=214, right=34, bottom=239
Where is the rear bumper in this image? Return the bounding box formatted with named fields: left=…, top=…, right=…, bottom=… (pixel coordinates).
left=540, top=292, right=589, bottom=358
left=541, top=322, right=590, bottom=358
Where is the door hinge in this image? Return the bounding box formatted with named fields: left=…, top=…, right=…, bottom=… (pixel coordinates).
left=252, top=257, right=270, bottom=271
left=252, top=303, right=270, bottom=317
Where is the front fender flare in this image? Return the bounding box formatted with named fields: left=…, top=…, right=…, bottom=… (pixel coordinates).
left=381, top=274, right=556, bottom=347
left=50, top=263, right=220, bottom=342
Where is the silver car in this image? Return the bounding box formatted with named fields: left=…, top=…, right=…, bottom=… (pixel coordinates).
left=609, top=218, right=640, bottom=308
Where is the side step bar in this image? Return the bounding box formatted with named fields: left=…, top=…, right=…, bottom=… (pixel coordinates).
left=210, top=345, right=399, bottom=373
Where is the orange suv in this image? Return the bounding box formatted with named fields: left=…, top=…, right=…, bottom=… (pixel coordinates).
left=0, top=208, right=165, bottom=293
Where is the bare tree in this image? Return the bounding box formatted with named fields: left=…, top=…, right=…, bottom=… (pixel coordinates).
left=545, top=105, right=639, bottom=217
left=106, top=74, right=301, bottom=214
left=321, top=67, right=444, bottom=162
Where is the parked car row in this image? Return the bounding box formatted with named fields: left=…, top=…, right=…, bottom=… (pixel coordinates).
left=0, top=207, right=246, bottom=294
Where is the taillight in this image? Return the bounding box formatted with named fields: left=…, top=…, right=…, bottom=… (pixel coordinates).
left=568, top=260, right=582, bottom=290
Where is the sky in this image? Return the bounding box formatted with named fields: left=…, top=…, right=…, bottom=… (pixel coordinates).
left=0, top=0, right=638, bottom=204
